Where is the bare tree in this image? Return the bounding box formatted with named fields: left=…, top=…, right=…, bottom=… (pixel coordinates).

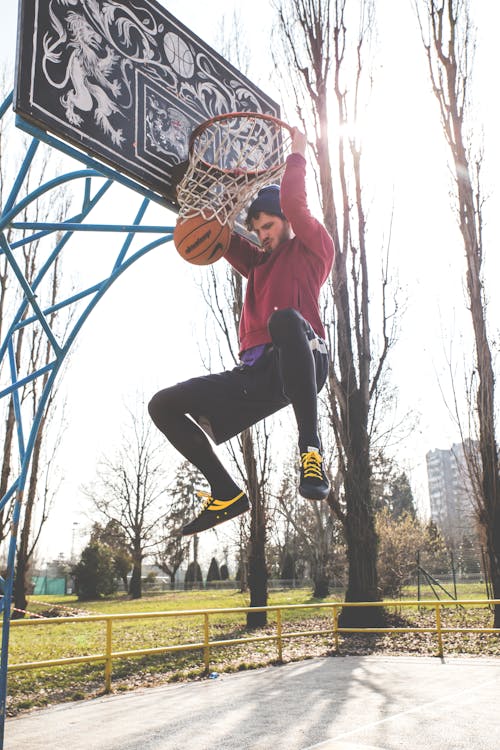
left=274, top=0, right=396, bottom=624
left=275, top=454, right=345, bottom=597
left=12, top=249, right=70, bottom=616
left=85, top=403, right=167, bottom=599
left=0, top=99, right=73, bottom=613
left=417, top=0, right=500, bottom=625
left=155, top=460, right=203, bottom=589
left=201, top=263, right=272, bottom=627
left=240, top=424, right=271, bottom=626
left=181, top=10, right=276, bottom=627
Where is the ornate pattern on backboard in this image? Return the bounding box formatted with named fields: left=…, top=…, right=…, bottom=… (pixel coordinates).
left=14, top=0, right=280, bottom=207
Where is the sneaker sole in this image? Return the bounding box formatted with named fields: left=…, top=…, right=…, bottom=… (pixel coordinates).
left=299, top=486, right=330, bottom=501
left=182, top=496, right=250, bottom=536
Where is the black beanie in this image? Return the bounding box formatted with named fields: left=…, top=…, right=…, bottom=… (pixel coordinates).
left=246, top=185, right=285, bottom=228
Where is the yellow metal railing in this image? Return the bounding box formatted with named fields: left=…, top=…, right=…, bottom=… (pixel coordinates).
left=7, top=599, right=500, bottom=692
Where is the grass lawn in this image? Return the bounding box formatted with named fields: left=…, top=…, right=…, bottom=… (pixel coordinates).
left=402, top=581, right=488, bottom=601
left=6, top=588, right=337, bottom=714
left=4, top=584, right=498, bottom=715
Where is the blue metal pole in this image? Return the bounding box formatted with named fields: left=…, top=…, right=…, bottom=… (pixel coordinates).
left=0, top=93, right=13, bottom=120
left=0, top=178, right=115, bottom=366
left=10, top=222, right=171, bottom=233
left=0, top=234, right=62, bottom=355
left=0, top=168, right=107, bottom=233
left=0, top=148, right=176, bottom=750
left=15, top=117, right=169, bottom=209
left=2, top=140, right=40, bottom=214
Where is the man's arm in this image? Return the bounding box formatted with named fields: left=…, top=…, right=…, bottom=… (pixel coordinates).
left=224, top=232, right=263, bottom=278
left=280, top=130, right=335, bottom=274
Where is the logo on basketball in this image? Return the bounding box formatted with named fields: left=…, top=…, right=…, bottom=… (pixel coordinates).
left=185, top=229, right=212, bottom=255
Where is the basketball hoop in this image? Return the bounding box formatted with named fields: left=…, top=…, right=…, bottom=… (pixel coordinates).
left=175, top=112, right=294, bottom=226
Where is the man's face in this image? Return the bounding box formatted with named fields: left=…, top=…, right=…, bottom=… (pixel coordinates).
left=251, top=212, right=291, bottom=252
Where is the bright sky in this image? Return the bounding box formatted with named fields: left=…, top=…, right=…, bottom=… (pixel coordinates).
left=1, top=1, right=499, bottom=564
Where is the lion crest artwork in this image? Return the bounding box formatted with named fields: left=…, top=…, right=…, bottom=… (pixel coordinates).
left=42, top=1, right=134, bottom=147
left=59, top=13, right=125, bottom=144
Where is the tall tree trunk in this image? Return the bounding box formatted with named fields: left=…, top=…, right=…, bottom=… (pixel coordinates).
left=12, top=531, right=30, bottom=619
left=464, top=177, right=500, bottom=626
left=312, top=543, right=330, bottom=599
left=329, top=251, right=381, bottom=623
left=13, top=526, right=30, bottom=619
left=0, top=400, right=16, bottom=545
left=202, top=264, right=270, bottom=622
left=193, top=533, right=200, bottom=585
left=311, top=504, right=331, bottom=598
left=419, top=0, right=500, bottom=626
left=129, top=540, right=142, bottom=599
left=275, top=0, right=387, bottom=626
left=12, top=258, right=60, bottom=615
left=340, top=393, right=381, bottom=625
left=13, top=417, right=46, bottom=616
left=238, top=525, right=248, bottom=593
left=242, top=428, right=268, bottom=628
left=0, top=318, right=26, bottom=545
left=129, top=561, right=142, bottom=599
left=457, top=151, right=500, bottom=626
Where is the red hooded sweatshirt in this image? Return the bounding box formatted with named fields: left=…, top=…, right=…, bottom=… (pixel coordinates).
left=224, top=153, right=335, bottom=355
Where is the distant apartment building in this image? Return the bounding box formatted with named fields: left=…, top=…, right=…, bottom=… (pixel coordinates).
left=426, top=440, right=479, bottom=547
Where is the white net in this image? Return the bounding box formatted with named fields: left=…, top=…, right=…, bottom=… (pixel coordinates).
left=175, top=113, right=293, bottom=226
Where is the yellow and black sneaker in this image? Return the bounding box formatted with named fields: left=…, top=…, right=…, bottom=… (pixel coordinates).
left=299, top=447, right=330, bottom=501
left=182, top=490, right=250, bottom=536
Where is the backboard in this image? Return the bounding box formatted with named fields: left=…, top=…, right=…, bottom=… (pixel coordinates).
left=14, top=0, right=281, bottom=209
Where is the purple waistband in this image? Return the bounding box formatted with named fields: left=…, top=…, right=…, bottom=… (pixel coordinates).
left=240, top=344, right=267, bottom=366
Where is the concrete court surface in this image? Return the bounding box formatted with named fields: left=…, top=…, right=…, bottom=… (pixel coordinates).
left=4, top=655, right=500, bottom=750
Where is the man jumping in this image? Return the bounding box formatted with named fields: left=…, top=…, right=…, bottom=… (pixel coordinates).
left=148, top=128, right=335, bottom=535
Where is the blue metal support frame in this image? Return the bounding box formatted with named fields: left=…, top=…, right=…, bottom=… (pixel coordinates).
left=0, top=93, right=176, bottom=746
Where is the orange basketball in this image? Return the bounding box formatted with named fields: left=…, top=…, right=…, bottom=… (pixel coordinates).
left=173, top=214, right=231, bottom=265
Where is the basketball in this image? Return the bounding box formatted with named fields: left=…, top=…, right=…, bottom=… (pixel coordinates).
left=173, top=214, right=231, bottom=265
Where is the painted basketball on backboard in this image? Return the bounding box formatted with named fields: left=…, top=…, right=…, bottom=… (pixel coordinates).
left=163, top=32, right=195, bottom=78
